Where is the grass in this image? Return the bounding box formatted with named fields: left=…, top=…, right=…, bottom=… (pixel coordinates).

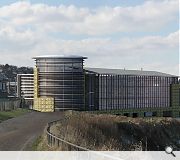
left=31, top=111, right=180, bottom=151
left=49, top=111, right=180, bottom=151
left=31, top=136, right=43, bottom=151
left=0, top=108, right=31, bottom=122
left=31, top=133, right=57, bottom=151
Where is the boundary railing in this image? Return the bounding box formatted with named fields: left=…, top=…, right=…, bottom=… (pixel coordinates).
left=46, top=120, right=90, bottom=151
left=46, top=119, right=124, bottom=160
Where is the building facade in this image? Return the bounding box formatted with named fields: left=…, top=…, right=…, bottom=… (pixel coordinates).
left=17, top=74, right=34, bottom=107
left=33, top=55, right=87, bottom=112
left=7, top=81, right=17, bottom=97
left=15, top=55, right=180, bottom=117
left=0, top=73, right=8, bottom=98
left=85, top=68, right=179, bottom=117
left=17, top=74, right=34, bottom=100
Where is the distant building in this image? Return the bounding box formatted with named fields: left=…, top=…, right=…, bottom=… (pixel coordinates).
left=7, top=81, right=17, bottom=97
left=0, top=73, right=8, bottom=98
left=17, top=74, right=34, bottom=107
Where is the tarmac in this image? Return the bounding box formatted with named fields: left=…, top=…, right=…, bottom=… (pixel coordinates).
left=0, top=111, right=64, bottom=151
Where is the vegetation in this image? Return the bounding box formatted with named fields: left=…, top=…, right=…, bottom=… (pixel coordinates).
left=48, top=111, right=180, bottom=151
left=31, top=136, right=44, bottom=151
left=0, top=108, right=31, bottom=122
left=0, top=64, right=33, bottom=81
left=32, top=134, right=56, bottom=151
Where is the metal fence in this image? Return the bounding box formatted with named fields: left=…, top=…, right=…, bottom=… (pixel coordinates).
left=46, top=120, right=125, bottom=160
left=46, top=120, right=89, bottom=151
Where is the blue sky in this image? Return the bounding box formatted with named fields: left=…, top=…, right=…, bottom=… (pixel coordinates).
left=0, top=0, right=147, bottom=7
left=0, top=0, right=179, bottom=75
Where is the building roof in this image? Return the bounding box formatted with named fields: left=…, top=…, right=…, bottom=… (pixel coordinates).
left=85, top=67, right=177, bottom=77
left=32, top=55, right=87, bottom=59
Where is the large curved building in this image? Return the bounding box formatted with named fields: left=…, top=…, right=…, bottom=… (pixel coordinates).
left=33, top=55, right=87, bottom=112
left=30, top=54, right=180, bottom=117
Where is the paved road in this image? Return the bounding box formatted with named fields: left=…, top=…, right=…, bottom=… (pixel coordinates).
left=0, top=111, right=64, bottom=151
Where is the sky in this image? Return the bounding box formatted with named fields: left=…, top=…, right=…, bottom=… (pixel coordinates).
left=0, top=0, right=179, bottom=75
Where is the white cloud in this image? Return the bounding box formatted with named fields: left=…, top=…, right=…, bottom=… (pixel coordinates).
left=0, top=27, right=178, bottom=74
left=0, top=1, right=178, bottom=76
left=0, top=1, right=178, bottom=35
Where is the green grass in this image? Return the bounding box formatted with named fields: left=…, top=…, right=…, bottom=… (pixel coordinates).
left=31, top=136, right=43, bottom=151
left=0, top=108, right=31, bottom=122
left=31, top=134, right=52, bottom=151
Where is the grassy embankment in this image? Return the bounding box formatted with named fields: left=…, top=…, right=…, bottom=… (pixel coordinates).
left=33, top=111, right=180, bottom=151
left=0, top=108, right=31, bottom=123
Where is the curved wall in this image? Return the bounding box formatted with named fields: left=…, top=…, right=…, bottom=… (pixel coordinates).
left=33, top=56, right=86, bottom=111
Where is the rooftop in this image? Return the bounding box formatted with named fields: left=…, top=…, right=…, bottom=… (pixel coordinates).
left=32, top=55, right=87, bottom=59
left=85, top=67, right=177, bottom=77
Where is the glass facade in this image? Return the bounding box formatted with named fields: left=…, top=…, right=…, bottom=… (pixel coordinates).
left=85, top=72, right=178, bottom=111
left=34, top=56, right=86, bottom=111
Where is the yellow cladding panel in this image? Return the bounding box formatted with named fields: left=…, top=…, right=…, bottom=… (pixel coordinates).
left=33, top=67, right=54, bottom=112
left=34, top=67, right=38, bottom=98
left=33, top=97, right=54, bottom=112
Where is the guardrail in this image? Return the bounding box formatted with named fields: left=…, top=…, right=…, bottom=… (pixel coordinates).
left=46, top=120, right=90, bottom=151
left=46, top=119, right=124, bottom=160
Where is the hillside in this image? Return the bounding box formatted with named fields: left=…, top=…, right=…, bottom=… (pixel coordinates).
left=37, top=111, right=180, bottom=151
left=0, top=64, right=33, bottom=81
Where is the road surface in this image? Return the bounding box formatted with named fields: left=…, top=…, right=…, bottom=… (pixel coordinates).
left=0, top=111, right=64, bottom=151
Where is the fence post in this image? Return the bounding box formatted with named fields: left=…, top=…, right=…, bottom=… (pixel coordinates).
left=46, top=120, right=90, bottom=151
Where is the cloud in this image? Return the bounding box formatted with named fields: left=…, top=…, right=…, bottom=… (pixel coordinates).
left=0, top=27, right=178, bottom=74
left=0, top=1, right=178, bottom=35
left=0, top=1, right=178, bottom=76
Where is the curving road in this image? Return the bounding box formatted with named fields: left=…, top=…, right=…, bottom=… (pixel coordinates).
left=0, top=111, right=64, bottom=151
